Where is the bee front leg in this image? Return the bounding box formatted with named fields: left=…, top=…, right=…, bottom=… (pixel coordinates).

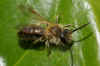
left=45, top=40, right=51, bottom=56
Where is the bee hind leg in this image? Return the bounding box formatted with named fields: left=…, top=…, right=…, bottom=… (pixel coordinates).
left=33, top=37, right=43, bottom=44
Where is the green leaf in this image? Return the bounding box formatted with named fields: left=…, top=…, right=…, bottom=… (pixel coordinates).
left=89, top=0, right=100, bottom=31
left=0, top=0, right=100, bottom=66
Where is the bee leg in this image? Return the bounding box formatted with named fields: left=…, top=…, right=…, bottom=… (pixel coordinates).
left=47, top=49, right=51, bottom=57
left=56, top=14, right=64, bottom=24
left=64, top=24, right=72, bottom=28
left=56, top=15, right=59, bottom=24
left=70, top=48, right=74, bottom=66
left=45, top=40, right=51, bottom=56
left=33, top=37, right=43, bottom=44
left=33, top=39, right=40, bottom=44
left=56, top=15, right=63, bottom=24
left=38, top=22, right=49, bottom=27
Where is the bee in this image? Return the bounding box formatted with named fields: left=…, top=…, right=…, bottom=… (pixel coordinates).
left=18, top=24, right=45, bottom=49
left=17, top=5, right=91, bottom=51
left=17, top=5, right=92, bottom=66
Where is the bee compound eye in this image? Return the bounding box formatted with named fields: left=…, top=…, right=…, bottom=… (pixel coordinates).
left=64, top=29, right=70, bottom=33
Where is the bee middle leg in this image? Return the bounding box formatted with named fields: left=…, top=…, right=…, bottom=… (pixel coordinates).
left=45, top=40, right=51, bottom=56
left=70, top=48, right=74, bottom=66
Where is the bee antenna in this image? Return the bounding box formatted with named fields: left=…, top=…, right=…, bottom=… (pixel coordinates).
left=73, top=32, right=93, bottom=42
left=72, top=22, right=90, bottom=33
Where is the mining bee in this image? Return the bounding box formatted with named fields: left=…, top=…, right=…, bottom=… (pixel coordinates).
left=17, top=5, right=92, bottom=66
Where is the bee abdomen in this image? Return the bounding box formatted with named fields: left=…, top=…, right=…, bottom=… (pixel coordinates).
left=18, top=25, right=44, bottom=40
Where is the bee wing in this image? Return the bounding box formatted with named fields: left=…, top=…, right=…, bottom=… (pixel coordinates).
left=18, top=4, right=51, bottom=25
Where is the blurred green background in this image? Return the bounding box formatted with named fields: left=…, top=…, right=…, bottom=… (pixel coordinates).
left=0, top=0, right=100, bottom=66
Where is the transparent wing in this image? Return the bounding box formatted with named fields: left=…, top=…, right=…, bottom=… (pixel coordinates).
left=17, top=4, right=51, bottom=25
